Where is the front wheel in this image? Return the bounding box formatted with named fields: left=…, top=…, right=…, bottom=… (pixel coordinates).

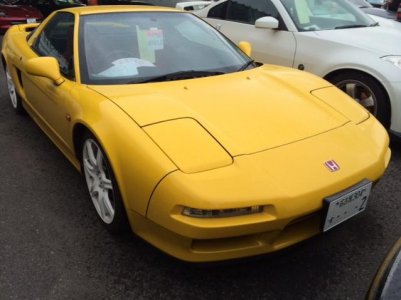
left=5, top=65, right=25, bottom=114
left=327, top=71, right=391, bottom=129
left=81, top=133, right=129, bottom=233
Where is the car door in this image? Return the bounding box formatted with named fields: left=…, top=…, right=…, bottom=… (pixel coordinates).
left=23, top=12, right=77, bottom=157
left=203, top=0, right=297, bottom=67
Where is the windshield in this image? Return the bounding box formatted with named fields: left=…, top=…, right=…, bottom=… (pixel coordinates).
left=79, top=12, right=250, bottom=85
left=280, top=0, right=377, bottom=31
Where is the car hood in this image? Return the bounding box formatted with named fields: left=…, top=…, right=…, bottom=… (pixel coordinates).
left=311, top=22, right=401, bottom=55
left=0, top=4, right=42, bottom=18
left=89, top=66, right=350, bottom=156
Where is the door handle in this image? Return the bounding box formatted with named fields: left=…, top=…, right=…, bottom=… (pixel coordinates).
left=215, top=24, right=222, bottom=30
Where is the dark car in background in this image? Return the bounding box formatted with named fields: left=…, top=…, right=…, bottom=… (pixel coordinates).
left=0, top=0, right=42, bottom=34
left=386, top=0, right=401, bottom=10
left=86, top=0, right=152, bottom=4
left=384, top=0, right=401, bottom=21
left=31, top=0, right=84, bottom=17
left=349, top=0, right=397, bottom=19
left=398, top=4, right=401, bottom=20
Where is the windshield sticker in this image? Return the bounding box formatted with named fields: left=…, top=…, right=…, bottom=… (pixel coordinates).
left=146, top=28, right=164, bottom=50
left=295, top=0, right=311, bottom=24
left=137, top=26, right=154, bottom=63
left=95, top=58, right=155, bottom=78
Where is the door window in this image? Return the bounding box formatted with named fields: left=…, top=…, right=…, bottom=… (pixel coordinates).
left=208, top=1, right=228, bottom=19
left=32, top=12, right=75, bottom=79
left=208, top=0, right=281, bottom=26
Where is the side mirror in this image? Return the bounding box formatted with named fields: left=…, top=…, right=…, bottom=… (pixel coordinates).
left=25, top=57, right=65, bottom=86
left=255, top=16, right=279, bottom=30
left=238, top=41, right=252, bottom=57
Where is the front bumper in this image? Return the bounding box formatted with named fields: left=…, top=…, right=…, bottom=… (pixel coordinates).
left=130, top=117, right=390, bottom=262
left=128, top=208, right=322, bottom=262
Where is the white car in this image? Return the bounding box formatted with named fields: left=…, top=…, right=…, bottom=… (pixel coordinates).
left=175, top=1, right=212, bottom=10
left=192, top=0, right=401, bottom=138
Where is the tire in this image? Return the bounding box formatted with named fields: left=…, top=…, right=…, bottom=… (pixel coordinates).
left=5, top=65, right=25, bottom=115
left=327, top=71, right=391, bottom=129
left=81, top=132, right=129, bottom=233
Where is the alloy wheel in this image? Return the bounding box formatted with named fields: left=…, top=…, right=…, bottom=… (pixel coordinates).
left=336, top=79, right=377, bottom=115
left=6, top=67, right=18, bottom=109
left=82, top=139, right=115, bottom=224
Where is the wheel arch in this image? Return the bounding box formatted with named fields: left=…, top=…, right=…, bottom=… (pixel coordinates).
left=72, top=122, right=90, bottom=164
left=72, top=121, right=133, bottom=214
left=71, top=117, right=177, bottom=217
left=72, top=121, right=114, bottom=171
left=72, top=121, right=121, bottom=169
left=324, top=68, right=392, bottom=127
left=324, top=68, right=391, bottom=104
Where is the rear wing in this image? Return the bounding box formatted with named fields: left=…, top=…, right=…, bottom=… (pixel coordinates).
left=17, top=23, right=40, bottom=33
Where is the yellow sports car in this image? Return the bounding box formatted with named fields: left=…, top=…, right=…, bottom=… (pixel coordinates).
left=1, top=6, right=391, bottom=262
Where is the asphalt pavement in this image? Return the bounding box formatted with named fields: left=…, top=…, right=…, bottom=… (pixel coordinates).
left=1, top=38, right=401, bottom=300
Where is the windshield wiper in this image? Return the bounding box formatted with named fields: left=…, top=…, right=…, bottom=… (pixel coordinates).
left=237, top=59, right=255, bottom=71
left=132, top=70, right=225, bottom=84
left=334, top=24, right=368, bottom=29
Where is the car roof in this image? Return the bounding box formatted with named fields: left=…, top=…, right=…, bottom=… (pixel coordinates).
left=60, top=5, right=180, bottom=15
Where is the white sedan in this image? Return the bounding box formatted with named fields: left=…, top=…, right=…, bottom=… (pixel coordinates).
left=192, top=0, right=401, bottom=138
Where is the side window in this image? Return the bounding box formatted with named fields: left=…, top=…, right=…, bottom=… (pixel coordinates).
left=226, top=0, right=281, bottom=25
left=207, top=1, right=228, bottom=19
left=32, top=12, right=75, bottom=79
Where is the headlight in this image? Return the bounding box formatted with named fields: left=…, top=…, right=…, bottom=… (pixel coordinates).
left=144, top=118, right=232, bottom=173
left=182, top=206, right=263, bottom=218
left=311, top=87, right=369, bottom=124
left=381, top=56, right=401, bottom=70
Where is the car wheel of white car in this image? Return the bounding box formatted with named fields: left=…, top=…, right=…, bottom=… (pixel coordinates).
left=81, top=133, right=129, bottom=233
left=6, top=65, right=25, bottom=114
left=327, top=71, right=391, bottom=129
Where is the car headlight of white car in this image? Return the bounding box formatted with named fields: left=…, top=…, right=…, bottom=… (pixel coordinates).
left=382, top=56, right=401, bottom=69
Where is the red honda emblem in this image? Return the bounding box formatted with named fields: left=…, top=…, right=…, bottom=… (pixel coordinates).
left=324, top=160, right=340, bottom=172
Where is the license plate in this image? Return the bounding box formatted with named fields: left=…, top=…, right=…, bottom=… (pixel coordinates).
left=26, top=18, right=36, bottom=24
left=322, top=180, right=372, bottom=232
